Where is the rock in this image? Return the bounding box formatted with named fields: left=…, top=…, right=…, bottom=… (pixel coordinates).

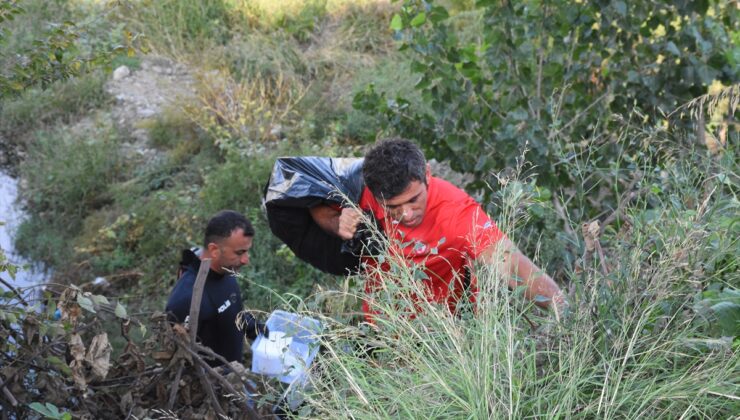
left=112, top=65, right=131, bottom=81
left=269, top=125, right=284, bottom=139
left=93, top=277, right=109, bottom=287
left=138, top=107, right=156, bottom=118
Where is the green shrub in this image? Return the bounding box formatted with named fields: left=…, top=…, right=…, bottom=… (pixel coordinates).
left=19, top=122, right=120, bottom=223
left=14, top=216, right=75, bottom=268
left=145, top=106, right=205, bottom=152
left=343, top=57, right=421, bottom=141
left=356, top=0, right=739, bottom=200
left=14, top=122, right=120, bottom=266
left=0, top=72, right=109, bottom=142
left=276, top=0, right=328, bottom=43
left=120, top=0, right=240, bottom=55
left=221, top=32, right=307, bottom=85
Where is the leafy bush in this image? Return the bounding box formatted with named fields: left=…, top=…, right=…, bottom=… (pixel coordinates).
left=118, top=0, right=240, bottom=55
left=0, top=72, right=109, bottom=142
left=20, top=122, right=120, bottom=223
left=14, top=122, right=120, bottom=266
left=355, top=0, right=739, bottom=197
left=343, top=57, right=423, bottom=141
left=1, top=0, right=131, bottom=97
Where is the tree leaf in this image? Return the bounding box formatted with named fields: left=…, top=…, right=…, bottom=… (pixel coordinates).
left=666, top=41, right=681, bottom=57
left=29, top=402, right=52, bottom=416
left=390, top=14, right=403, bottom=31
left=410, top=12, right=427, bottom=28
left=115, top=302, right=128, bottom=319
left=710, top=301, right=740, bottom=336
left=613, top=1, right=627, bottom=16
left=90, top=295, right=109, bottom=306
left=76, top=295, right=95, bottom=313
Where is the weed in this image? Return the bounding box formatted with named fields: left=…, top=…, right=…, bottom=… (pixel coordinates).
left=118, top=0, right=239, bottom=56
left=0, top=72, right=109, bottom=144
left=13, top=119, right=121, bottom=266
left=19, top=120, right=120, bottom=222
left=109, top=54, right=142, bottom=71
left=185, top=68, right=307, bottom=153
left=220, top=32, right=307, bottom=85
left=302, top=142, right=739, bottom=418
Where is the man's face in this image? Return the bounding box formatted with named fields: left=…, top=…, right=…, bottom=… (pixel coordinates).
left=211, top=228, right=253, bottom=274
left=382, top=179, right=428, bottom=228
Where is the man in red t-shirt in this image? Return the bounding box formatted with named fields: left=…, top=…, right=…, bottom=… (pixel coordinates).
left=310, top=138, right=565, bottom=320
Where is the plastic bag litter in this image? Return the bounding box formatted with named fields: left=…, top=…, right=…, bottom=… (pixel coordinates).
left=264, top=157, right=380, bottom=275
left=264, top=157, right=365, bottom=207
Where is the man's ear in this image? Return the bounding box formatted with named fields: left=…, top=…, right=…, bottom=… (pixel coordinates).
left=425, top=163, right=432, bottom=183
left=206, top=242, right=220, bottom=258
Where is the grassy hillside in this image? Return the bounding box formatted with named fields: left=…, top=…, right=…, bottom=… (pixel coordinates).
left=0, top=0, right=737, bottom=417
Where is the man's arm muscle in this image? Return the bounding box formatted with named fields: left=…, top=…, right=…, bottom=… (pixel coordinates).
left=479, top=237, right=565, bottom=316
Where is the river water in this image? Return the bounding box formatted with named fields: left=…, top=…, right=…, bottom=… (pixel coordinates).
left=0, top=170, right=47, bottom=298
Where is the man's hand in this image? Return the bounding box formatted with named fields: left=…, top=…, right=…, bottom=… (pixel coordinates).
left=337, top=208, right=362, bottom=240
left=310, top=204, right=362, bottom=240
left=238, top=311, right=269, bottom=340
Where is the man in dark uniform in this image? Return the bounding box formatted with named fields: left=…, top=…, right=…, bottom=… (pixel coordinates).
left=165, top=210, right=267, bottom=364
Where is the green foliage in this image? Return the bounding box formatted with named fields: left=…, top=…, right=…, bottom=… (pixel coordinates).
left=0, top=0, right=132, bottom=97
left=14, top=122, right=120, bottom=266
left=28, top=402, right=72, bottom=420
left=14, top=217, right=75, bottom=267
left=145, top=106, right=206, bottom=155
left=0, top=71, right=109, bottom=141
left=305, top=141, right=739, bottom=418
left=118, top=0, right=240, bottom=55
left=275, top=0, right=328, bottom=43
left=355, top=0, right=739, bottom=195
left=695, top=286, right=740, bottom=338
left=344, top=57, right=422, bottom=141
left=20, top=123, right=120, bottom=220
left=109, top=53, right=141, bottom=71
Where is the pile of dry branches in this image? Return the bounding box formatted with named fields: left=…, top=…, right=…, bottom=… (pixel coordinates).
left=0, top=284, right=280, bottom=419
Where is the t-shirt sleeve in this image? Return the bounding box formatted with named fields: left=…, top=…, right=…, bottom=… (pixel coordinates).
left=455, top=201, right=505, bottom=259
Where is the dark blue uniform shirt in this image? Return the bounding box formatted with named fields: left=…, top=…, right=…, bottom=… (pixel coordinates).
left=165, top=249, right=244, bottom=363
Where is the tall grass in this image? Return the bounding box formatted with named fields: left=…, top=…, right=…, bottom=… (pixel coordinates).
left=15, top=120, right=121, bottom=266
left=0, top=72, right=109, bottom=143
left=301, top=140, right=739, bottom=418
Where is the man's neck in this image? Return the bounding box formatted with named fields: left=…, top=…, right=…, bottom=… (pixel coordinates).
left=200, top=251, right=223, bottom=274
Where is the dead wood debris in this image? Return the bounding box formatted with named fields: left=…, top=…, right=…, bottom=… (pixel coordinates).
left=0, top=304, right=279, bottom=419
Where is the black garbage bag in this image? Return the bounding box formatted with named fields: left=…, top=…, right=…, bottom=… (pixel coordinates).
left=264, top=157, right=380, bottom=275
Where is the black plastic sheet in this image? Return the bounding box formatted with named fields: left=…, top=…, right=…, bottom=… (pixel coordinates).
left=264, top=157, right=365, bottom=275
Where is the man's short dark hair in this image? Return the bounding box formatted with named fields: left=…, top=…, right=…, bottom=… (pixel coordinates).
left=363, top=138, right=426, bottom=199
left=204, top=210, right=254, bottom=247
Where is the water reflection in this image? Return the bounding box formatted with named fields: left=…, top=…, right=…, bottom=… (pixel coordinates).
left=0, top=171, right=47, bottom=301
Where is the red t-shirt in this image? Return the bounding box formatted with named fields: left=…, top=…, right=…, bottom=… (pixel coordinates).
left=358, top=177, right=504, bottom=318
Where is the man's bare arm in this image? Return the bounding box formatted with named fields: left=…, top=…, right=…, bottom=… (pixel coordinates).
left=480, top=237, right=566, bottom=317
left=309, top=205, right=362, bottom=241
